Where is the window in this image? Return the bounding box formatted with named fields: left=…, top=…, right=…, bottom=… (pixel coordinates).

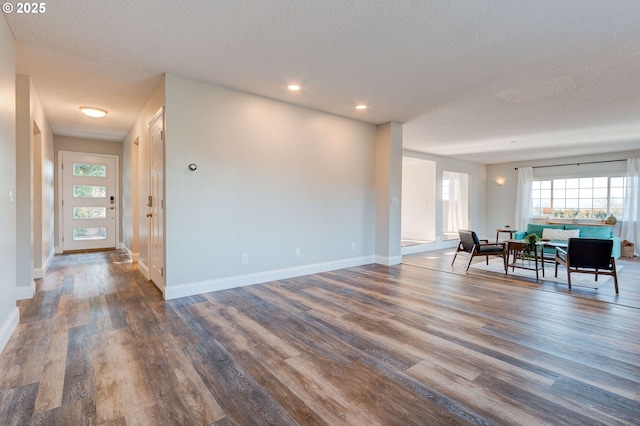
left=442, top=171, right=469, bottom=239
left=73, top=207, right=107, bottom=219
left=73, top=163, right=107, bottom=177
left=73, top=185, right=107, bottom=198
left=532, top=176, right=625, bottom=219
left=73, top=227, right=107, bottom=241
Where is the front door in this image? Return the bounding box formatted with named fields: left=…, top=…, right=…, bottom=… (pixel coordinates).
left=60, top=152, right=118, bottom=251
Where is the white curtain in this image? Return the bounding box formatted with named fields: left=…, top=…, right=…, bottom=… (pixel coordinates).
left=621, top=158, right=640, bottom=256
left=514, top=167, right=533, bottom=231
left=445, top=172, right=468, bottom=232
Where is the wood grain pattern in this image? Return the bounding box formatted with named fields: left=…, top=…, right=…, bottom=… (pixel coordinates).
left=1, top=249, right=639, bottom=425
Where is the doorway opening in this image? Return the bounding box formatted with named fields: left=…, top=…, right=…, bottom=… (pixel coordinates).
left=401, top=157, right=436, bottom=247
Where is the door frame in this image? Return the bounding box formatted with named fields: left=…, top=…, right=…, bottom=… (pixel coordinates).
left=57, top=151, right=120, bottom=252
left=147, top=107, right=165, bottom=291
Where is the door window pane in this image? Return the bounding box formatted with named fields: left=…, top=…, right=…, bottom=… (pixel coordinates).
left=73, top=185, right=106, bottom=198
left=73, top=163, right=106, bottom=177
left=73, top=207, right=107, bottom=219
left=73, top=227, right=107, bottom=240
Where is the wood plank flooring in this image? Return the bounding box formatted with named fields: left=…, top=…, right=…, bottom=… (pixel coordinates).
left=1, top=250, right=639, bottom=425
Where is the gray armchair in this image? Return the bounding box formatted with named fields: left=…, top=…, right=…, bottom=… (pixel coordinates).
left=452, top=230, right=507, bottom=272
left=554, top=238, right=618, bottom=293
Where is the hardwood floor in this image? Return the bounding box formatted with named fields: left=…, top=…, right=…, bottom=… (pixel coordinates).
left=1, top=249, right=639, bottom=425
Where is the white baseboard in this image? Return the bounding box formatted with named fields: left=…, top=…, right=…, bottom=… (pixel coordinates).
left=16, top=281, right=36, bottom=300
left=33, top=267, right=44, bottom=279
left=401, top=239, right=460, bottom=256
left=164, top=255, right=376, bottom=300
left=138, top=261, right=150, bottom=279
left=121, top=244, right=139, bottom=262
left=55, top=246, right=62, bottom=254
left=0, top=307, right=20, bottom=354
left=43, top=249, right=54, bottom=275
left=32, top=249, right=54, bottom=279
left=374, top=255, right=403, bottom=266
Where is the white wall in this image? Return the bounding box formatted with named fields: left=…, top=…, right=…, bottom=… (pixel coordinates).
left=401, top=157, right=436, bottom=242
left=163, top=73, right=377, bottom=297
left=0, top=16, right=19, bottom=353
left=122, top=79, right=165, bottom=269
left=15, top=75, right=55, bottom=298
left=401, top=150, right=487, bottom=253
left=486, top=150, right=640, bottom=235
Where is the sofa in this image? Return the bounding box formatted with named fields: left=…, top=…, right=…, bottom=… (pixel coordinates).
left=514, top=223, right=621, bottom=259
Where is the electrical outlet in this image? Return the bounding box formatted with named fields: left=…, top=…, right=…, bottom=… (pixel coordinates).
left=295, top=248, right=301, bottom=258
left=241, top=254, right=248, bottom=264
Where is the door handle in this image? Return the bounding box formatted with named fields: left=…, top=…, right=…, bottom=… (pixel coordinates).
left=146, top=213, right=153, bottom=218
left=110, top=207, right=115, bottom=210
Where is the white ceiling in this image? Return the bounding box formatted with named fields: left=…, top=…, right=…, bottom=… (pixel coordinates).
left=5, top=0, right=640, bottom=163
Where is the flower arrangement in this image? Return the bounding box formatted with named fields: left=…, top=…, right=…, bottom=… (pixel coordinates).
left=522, top=233, right=541, bottom=259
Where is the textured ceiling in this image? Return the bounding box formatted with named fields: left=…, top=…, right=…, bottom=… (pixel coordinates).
left=5, top=0, right=640, bottom=162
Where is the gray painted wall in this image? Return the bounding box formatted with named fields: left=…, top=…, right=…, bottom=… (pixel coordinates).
left=0, top=16, right=18, bottom=352
left=15, top=76, right=55, bottom=296
left=164, top=73, right=377, bottom=289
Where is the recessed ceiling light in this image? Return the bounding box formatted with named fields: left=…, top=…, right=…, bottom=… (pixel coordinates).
left=80, top=106, right=108, bottom=118
left=287, top=84, right=301, bottom=91
left=355, top=104, right=368, bottom=110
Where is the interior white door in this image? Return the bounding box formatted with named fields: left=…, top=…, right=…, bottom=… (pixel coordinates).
left=61, top=152, right=118, bottom=251
left=149, top=110, right=165, bottom=288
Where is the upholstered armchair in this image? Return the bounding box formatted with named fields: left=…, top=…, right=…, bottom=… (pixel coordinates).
left=452, top=230, right=507, bottom=272
left=554, top=238, right=618, bottom=293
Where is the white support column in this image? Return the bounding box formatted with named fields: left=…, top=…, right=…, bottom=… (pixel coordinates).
left=375, top=122, right=403, bottom=265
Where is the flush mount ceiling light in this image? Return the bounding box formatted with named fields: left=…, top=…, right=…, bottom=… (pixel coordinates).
left=287, top=84, right=301, bottom=91
left=355, top=104, right=368, bottom=110
left=79, top=106, right=108, bottom=118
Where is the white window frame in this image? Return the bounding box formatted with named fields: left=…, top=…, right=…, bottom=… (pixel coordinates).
left=531, top=174, right=626, bottom=220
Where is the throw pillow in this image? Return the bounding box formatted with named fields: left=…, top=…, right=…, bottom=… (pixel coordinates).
left=542, top=228, right=580, bottom=240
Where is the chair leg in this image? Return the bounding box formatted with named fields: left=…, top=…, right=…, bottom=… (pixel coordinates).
left=567, top=269, right=572, bottom=290
left=466, top=254, right=474, bottom=272
left=612, top=258, right=619, bottom=294
left=451, top=243, right=463, bottom=266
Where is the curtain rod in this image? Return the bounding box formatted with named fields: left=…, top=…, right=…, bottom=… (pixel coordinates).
left=514, top=159, right=626, bottom=170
